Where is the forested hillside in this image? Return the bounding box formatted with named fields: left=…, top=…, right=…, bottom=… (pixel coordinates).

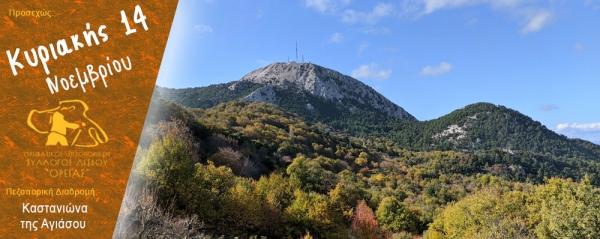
left=114, top=98, right=600, bottom=238
left=390, top=103, right=600, bottom=160
left=157, top=82, right=264, bottom=109
left=158, top=85, right=600, bottom=164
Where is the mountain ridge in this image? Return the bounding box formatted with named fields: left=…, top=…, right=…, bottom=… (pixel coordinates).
left=156, top=63, right=600, bottom=159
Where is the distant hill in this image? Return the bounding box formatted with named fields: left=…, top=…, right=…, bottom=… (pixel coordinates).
left=392, top=103, right=600, bottom=160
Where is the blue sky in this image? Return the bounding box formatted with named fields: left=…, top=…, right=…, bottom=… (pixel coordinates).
left=156, top=0, right=600, bottom=144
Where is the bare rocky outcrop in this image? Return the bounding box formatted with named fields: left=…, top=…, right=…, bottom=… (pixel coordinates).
left=242, top=86, right=276, bottom=103
left=238, top=62, right=416, bottom=121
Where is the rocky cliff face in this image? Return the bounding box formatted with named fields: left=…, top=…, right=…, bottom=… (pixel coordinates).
left=242, top=86, right=276, bottom=103
left=238, top=62, right=416, bottom=121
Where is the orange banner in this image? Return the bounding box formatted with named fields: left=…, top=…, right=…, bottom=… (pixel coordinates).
left=0, top=1, right=178, bottom=238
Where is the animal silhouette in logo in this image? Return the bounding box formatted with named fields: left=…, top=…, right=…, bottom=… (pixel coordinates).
left=27, top=100, right=108, bottom=147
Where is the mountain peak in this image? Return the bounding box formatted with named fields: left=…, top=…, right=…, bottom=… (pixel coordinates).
left=238, top=62, right=417, bottom=121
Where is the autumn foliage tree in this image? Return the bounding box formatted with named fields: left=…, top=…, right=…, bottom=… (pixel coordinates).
left=351, top=200, right=385, bottom=239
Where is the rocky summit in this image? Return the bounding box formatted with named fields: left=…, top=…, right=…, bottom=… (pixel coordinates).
left=237, top=62, right=417, bottom=121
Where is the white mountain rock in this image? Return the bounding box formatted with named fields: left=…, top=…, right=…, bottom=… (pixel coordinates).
left=238, top=62, right=416, bottom=121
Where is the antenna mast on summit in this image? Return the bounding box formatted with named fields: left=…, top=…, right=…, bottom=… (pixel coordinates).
left=296, top=41, right=298, bottom=62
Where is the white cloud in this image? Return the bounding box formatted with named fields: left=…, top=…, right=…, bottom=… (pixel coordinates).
left=380, top=46, right=399, bottom=52
left=305, top=0, right=395, bottom=25
left=341, top=3, right=394, bottom=24
left=329, top=32, right=344, bottom=43
left=420, top=62, right=453, bottom=76
left=585, top=0, right=600, bottom=9
left=574, top=42, right=586, bottom=52
left=361, top=26, right=391, bottom=35
left=256, top=60, right=270, bottom=66
left=540, top=104, right=558, bottom=111
left=421, top=0, right=475, bottom=14
left=194, top=24, right=213, bottom=33
left=306, top=0, right=329, bottom=13
left=306, top=0, right=350, bottom=14
left=555, top=122, right=600, bottom=144
left=404, top=0, right=527, bottom=15
left=400, top=0, right=553, bottom=34
left=351, top=63, right=391, bottom=80
left=358, top=42, right=369, bottom=56
left=557, top=123, right=600, bottom=132
left=521, top=10, right=553, bottom=34
left=462, top=14, right=478, bottom=25
left=257, top=9, right=264, bottom=19
left=399, top=0, right=482, bottom=16
left=489, top=0, right=526, bottom=9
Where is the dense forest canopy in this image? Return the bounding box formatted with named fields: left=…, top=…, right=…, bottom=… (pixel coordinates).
left=113, top=97, right=600, bottom=238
